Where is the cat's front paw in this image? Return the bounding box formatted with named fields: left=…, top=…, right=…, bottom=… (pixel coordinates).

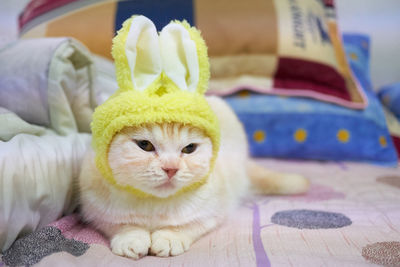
left=111, top=229, right=151, bottom=259
left=150, top=229, right=192, bottom=257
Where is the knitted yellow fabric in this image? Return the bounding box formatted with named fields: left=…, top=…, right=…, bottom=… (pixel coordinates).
left=91, top=15, right=220, bottom=198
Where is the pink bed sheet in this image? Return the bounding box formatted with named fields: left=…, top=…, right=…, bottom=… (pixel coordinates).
left=3, top=159, right=400, bottom=267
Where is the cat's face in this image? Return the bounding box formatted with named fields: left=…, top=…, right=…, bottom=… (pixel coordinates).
left=108, top=123, right=213, bottom=198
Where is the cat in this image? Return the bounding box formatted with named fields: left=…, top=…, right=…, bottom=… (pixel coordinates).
left=78, top=95, right=309, bottom=259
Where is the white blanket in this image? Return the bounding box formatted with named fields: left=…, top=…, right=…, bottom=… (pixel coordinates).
left=0, top=37, right=117, bottom=251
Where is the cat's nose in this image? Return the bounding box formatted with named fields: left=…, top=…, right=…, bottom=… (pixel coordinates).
left=162, top=168, right=178, bottom=179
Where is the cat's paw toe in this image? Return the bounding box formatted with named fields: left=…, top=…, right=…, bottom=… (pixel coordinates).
left=150, top=235, right=170, bottom=257
left=111, top=229, right=151, bottom=259
left=150, top=230, right=191, bottom=257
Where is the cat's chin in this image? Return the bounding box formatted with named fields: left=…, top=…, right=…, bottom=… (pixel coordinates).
left=155, top=181, right=175, bottom=190
left=148, top=188, right=179, bottom=199
left=141, top=182, right=181, bottom=199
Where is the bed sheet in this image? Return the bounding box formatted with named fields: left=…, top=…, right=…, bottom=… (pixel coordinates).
left=2, top=159, right=400, bottom=267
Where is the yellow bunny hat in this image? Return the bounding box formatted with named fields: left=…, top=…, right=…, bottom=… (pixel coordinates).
left=91, top=15, right=220, bottom=198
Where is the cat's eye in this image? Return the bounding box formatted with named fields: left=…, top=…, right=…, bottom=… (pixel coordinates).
left=182, top=143, right=197, bottom=154
left=135, top=140, right=155, bottom=152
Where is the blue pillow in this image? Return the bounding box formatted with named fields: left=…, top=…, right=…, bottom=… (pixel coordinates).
left=378, top=82, right=400, bottom=120
left=342, top=34, right=373, bottom=92
left=224, top=34, right=398, bottom=165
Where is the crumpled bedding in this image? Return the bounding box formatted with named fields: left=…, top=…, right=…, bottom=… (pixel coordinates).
left=0, top=37, right=117, bottom=251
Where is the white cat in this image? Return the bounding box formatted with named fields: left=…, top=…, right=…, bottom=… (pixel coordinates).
left=79, top=96, right=309, bottom=259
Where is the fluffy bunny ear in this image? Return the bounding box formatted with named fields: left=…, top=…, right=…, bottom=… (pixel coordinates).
left=126, top=16, right=162, bottom=91
left=112, top=15, right=162, bottom=92
left=160, top=20, right=210, bottom=94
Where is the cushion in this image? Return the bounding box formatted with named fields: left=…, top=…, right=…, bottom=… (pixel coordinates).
left=224, top=34, right=398, bottom=165
left=379, top=83, right=400, bottom=159
left=382, top=107, right=400, bottom=160
left=19, top=0, right=367, bottom=109
left=378, top=82, right=400, bottom=120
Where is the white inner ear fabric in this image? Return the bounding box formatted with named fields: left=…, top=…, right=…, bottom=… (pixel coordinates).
left=160, top=23, right=199, bottom=92
left=125, top=16, right=162, bottom=91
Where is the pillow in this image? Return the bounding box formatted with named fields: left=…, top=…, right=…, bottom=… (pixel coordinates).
left=224, top=34, right=398, bottom=165
left=19, top=0, right=367, bottom=109
left=341, top=34, right=373, bottom=92
left=378, top=82, right=400, bottom=160
left=382, top=107, right=400, bottom=161
left=378, top=82, right=400, bottom=120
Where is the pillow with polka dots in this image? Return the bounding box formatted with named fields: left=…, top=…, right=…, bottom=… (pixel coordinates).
left=378, top=83, right=400, bottom=159
left=224, top=34, right=398, bottom=165
left=378, top=82, right=400, bottom=120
